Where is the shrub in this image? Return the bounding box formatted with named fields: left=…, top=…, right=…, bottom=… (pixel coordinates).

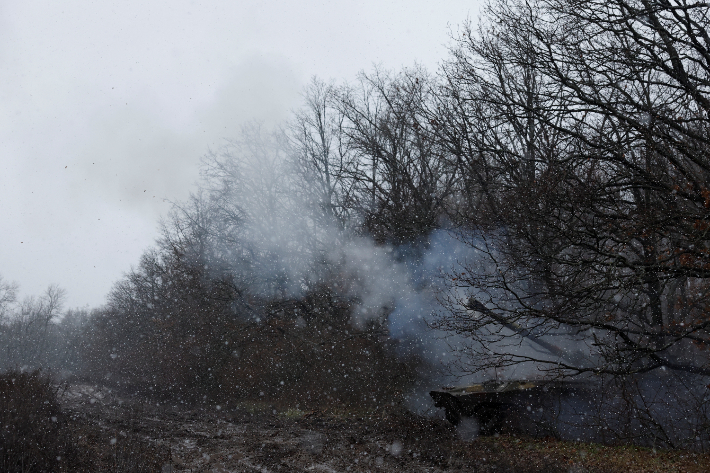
left=0, top=369, right=76, bottom=472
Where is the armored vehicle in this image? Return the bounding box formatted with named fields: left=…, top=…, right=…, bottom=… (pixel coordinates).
left=434, top=299, right=596, bottom=434
left=430, top=379, right=589, bottom=435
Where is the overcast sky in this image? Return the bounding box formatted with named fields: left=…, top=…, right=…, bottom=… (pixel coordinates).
left=0, top=0, right=481, bottom=309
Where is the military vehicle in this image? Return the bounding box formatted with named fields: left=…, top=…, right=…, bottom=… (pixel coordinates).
left=430, top=379, right=590, bottom=435
left=432, top=298, right=596, bottom=434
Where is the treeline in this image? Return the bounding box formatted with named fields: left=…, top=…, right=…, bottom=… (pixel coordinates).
left=3, top=0, right=710, bottom=447
left=0, top=280, right=90, bottom=376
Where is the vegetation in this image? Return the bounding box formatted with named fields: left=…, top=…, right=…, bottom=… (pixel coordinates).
left=0, top=370, right=167, bottom=472
left=3, top=0, right=710, bottom=456
left=0, top=370, right=76, bottom=472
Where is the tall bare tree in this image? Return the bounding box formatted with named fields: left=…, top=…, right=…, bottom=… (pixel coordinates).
left=1, top=284, right=66, bottom=370
left=436, top=0, right=710, bottom=378
left=337, top=67, right=461, bottom=245
left=289, top=77, right=355, bottom=234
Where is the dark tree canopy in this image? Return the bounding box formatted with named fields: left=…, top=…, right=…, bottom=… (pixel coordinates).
left=434, top=0, right=710, bottom=378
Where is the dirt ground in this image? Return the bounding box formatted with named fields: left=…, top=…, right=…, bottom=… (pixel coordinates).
left=59, top=384, right=710, bottom=473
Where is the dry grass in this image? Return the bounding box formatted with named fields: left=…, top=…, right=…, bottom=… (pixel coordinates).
left=67, top=419, right=168, bottom=473
left=489, top=436, right=710, bottom=473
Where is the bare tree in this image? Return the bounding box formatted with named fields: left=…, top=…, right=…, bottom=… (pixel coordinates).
left=289, top=77, right=355, bottom=234
left=336, top=67, right=461, bottom=245
left=435, top=0, right=710, bottom=379
left=0, top=275, right=18, bottom=322
left=1, top=284, right=66, bottom=370
left=199, top=122, right=318, bottom=297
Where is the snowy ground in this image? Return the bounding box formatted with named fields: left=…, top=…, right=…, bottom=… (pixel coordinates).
left=57, top=383, right=710, bottom=472
left=60, top=383, right=469, bottom=472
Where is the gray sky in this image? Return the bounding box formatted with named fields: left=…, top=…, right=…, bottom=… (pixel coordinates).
left=0, top=0, right=481, bottom=309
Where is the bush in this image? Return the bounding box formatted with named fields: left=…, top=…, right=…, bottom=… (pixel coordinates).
left=0, top=369, right=76, bottom=472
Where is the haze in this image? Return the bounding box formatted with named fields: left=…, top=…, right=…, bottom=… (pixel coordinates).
left=0, top=0, right=480, bottom=308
